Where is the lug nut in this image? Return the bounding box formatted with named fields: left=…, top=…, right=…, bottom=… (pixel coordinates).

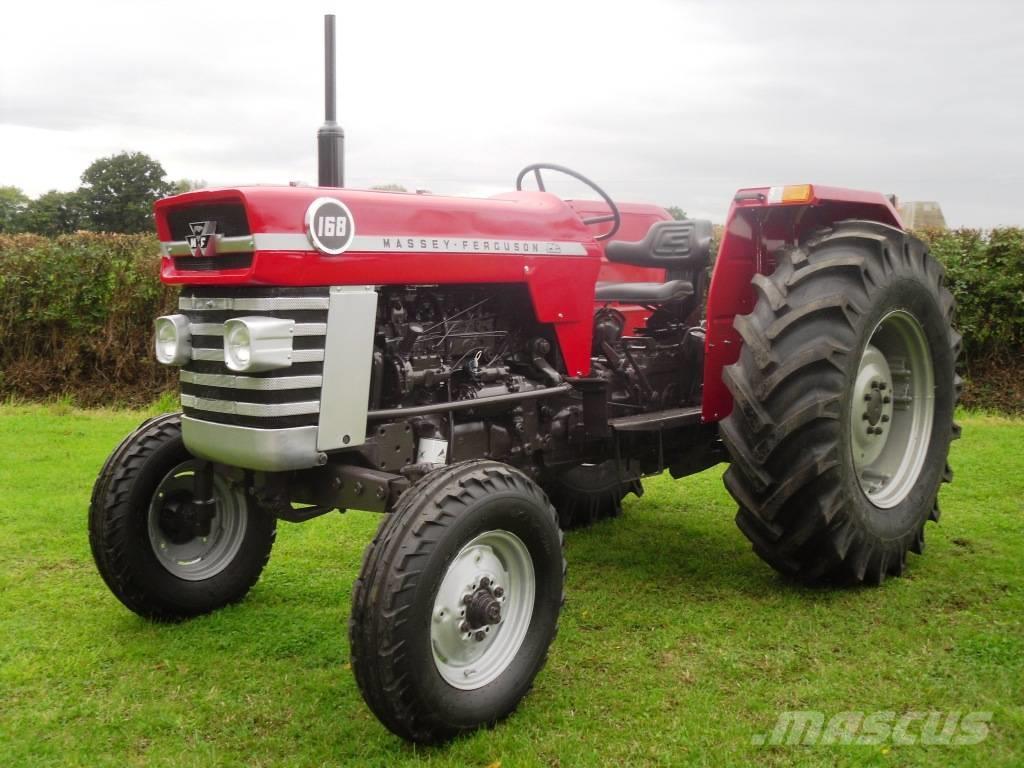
left=493, top=586, right=504, bottom=598
left=871, top=381, right=879, bottom=389
left=474, top=631, right=486, bottom=642
left=883, top=396, right=891, bottom=404
left=864, top=394, right=872, bottom=401
left=460, top=621, right=470, bottom=633
left=881, top=415, right=890, bottom=423
left=479, top=576, right=490, bottom=589
left=879, top=382, right=888, bottom=390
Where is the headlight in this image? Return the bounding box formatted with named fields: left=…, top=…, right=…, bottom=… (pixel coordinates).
left=225, top=323, right=252, bottom=369
left=154, top=314, right=191, bottom=366
left=223, top=316, right=294, bottom=372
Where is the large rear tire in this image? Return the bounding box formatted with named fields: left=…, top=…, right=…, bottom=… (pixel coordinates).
left=349, top=460, right=564, bottom=743
left=89, top=413, right=276, bottom=620
left=720, top=221, right=961, bottom=584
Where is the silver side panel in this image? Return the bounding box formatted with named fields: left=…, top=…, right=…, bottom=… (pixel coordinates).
left=182, top=417, right=321, bottom=472
left=317, top=286, right=378, bottom=451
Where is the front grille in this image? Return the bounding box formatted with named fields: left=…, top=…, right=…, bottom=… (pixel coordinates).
left=173, top=254, right=253, bottom=272
left=167, top=203, right=250, bottom=240
left=178, top=286, right=329, bottom=429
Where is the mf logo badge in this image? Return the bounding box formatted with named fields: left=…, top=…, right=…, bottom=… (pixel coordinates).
left=185, top=221, right=217, bottom=257
left=305, top=197, right=356, bottom=255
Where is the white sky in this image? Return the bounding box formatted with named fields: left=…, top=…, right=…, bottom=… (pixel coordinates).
left=1, top=0, right=1021, bottom=227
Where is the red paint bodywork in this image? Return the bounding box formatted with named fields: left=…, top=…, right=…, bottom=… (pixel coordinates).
left=156, top=183, right=903, bottom=422
left=701, top=186, right=902, bottom=421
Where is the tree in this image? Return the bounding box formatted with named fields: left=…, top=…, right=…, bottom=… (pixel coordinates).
left=79, top=151, right=173, bottom=233
left=21, top=190, right=84, bottom=236
left=0, top=186, right=29, bottom=232
left=666, top=205, right=688, bottom=221
left=170, top=178, right=207, bottom=195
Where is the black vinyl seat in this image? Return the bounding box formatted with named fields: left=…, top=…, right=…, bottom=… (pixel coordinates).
left=595, top=218, right=713, bottom=305
left=595, top=279, right=693, bottom=303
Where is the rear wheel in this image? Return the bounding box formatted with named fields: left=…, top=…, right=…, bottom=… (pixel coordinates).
left=720, top=221, right=961, bottom=584
left=349, top=460, right=564, bottom=743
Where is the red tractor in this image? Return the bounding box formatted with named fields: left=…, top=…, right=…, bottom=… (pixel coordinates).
left=89, top=17, right=960, bottom=743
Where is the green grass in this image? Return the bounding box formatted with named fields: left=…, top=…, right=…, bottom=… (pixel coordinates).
left=1, top=405, right=1021, bottom=767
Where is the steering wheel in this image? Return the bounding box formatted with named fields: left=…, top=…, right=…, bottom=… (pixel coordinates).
left=515, top=163, right=622, bottom=241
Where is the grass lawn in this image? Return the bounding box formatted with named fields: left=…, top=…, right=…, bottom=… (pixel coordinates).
left=0, top=405, right=1021, bottom=767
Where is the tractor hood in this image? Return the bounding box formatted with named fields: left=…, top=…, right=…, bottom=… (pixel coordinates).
left=155, top=185, right=600, bottom=287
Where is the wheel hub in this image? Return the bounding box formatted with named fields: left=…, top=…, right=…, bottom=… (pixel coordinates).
left=464, top=578, right=503, bottom=630
left=147, top=461, right=249, bottom=581
left=430, top=530, right=535, bottom=690
left=849, top=311, right=935, bottom=509
left=157, top=492, right=215, bottom=544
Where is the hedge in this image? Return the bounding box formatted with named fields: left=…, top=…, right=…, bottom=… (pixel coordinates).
left=0, top=233, right=177, bottom=406
left=0, top=229, right=1021, bottom=411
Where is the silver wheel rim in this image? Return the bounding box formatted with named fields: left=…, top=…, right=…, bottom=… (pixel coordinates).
left=850, top=310, right=935, bottom=508
left=147, top=461, right=248, bottom=581
left=430, top=530, right=535, bottom=690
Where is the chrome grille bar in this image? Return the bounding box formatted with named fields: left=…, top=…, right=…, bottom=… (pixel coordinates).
left=190, top=322, right=327, bottom=337
left=180, top=394, right=321, bottom=418
left=190, top=347, right=325, bottom=363
left=180, top=295, right=331, bottom=312
left=180, top=371, right=323, bottom=391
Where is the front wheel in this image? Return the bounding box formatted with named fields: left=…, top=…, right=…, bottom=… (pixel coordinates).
left=720, top=221, right=961, bottom=584
left=89, top=413, right=276, bottom=620
left=349, top=460, right=565, bottom=743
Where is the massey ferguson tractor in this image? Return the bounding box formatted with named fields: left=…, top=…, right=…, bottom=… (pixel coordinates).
left=89, top=16, right=960, bottom=743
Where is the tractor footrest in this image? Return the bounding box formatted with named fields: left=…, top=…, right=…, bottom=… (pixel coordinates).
left=608, top=406, right=702, bottom=432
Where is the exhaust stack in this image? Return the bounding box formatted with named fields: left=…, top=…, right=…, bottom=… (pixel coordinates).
left=317, top=14, right=345, bottom=187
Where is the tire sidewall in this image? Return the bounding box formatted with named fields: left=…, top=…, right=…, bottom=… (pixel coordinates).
left=839, top=271, right=956, bottom=541
left=401, top=487, right=563, bottom=728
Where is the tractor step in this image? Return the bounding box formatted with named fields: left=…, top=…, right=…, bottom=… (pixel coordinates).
left=608, top=406, right=702, bottom=432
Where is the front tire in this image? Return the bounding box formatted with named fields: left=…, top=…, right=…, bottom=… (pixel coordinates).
left=720, top=221, right=961, bottom=584
left=89, top=413, right=276, bottom=620
left=349, top=460, right=565, bottom=743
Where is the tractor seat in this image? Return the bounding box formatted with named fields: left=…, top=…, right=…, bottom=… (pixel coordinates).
left=595, top=279, right=694, bottom=304
left=604, top=218, right=713, bottom=271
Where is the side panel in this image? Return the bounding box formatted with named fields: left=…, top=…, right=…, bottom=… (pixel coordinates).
left=701, top=186, right=903, bottom=422
left=317, top=286, right=379, bottom=451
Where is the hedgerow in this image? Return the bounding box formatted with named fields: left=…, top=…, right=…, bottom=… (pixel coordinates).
left=0, top=233, right=177, bottom=405
left=0, top=229, right=1021, bottom=410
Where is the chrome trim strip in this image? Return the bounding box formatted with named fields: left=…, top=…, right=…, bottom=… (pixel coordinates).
left=182, top=417, right=321, bottom=471
left=190, top=347, right=324, bottom=363
left=162, top=235, right=255, bottom=257
left=179, top=295, right=331, bottom=312
left=251, top=232, right=589, bottom=256
left=181, top=394, right=320, bottom=417
left=180, top=371, right=323, bottom=390
left=189, top=322, right=327, bottom=337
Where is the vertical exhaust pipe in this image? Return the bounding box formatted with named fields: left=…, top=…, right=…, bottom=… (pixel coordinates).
left=317, top=14, right=345, bottom=187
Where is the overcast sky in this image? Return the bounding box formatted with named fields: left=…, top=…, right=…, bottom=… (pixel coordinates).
left=1, top=0, right=1021, bottom=227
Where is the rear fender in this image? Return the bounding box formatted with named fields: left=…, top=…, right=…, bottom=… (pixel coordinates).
left=701, top=185, right=902, bottom=422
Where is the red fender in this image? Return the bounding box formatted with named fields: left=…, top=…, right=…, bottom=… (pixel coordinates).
left=701, top=185, right=903, bottom=422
